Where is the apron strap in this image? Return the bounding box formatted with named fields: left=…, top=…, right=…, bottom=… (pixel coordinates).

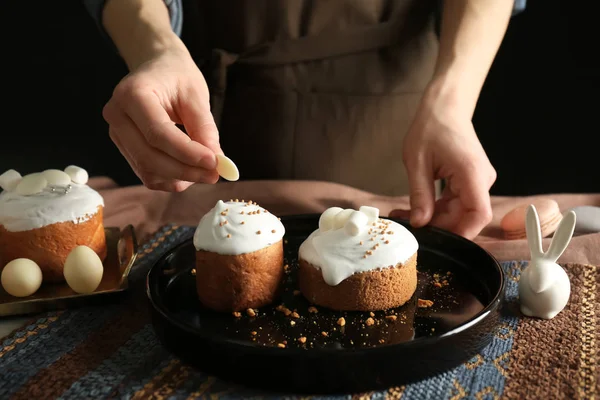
left=237, top=16, right=405, bottom=66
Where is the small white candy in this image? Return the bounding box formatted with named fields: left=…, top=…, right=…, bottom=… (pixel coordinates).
left=1, top=258, right=43, bottom=297
left=64, top=165, right=89, bottom=184
left=42, top=169, right=72, bottom=186
left=359, top=206, right=380, bottom=224
left=344, top=210, right=369, bottom=236
left=333, top=209, right=355, bottom=229
left=216, top=154, right=240, bottom=181
left=0, top=169, right=22, bottom=192
left=15, top=173, right=47, bottom=196
left=319, top=207, right=343, bottom=231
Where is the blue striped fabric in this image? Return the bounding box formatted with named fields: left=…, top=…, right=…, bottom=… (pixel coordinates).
left=0, top=225, right=523, bottom=399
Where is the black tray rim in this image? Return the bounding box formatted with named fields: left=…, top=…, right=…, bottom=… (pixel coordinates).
left=147, top=214, right=505, bottom=357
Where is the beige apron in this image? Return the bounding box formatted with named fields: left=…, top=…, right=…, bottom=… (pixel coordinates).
left=188, top=0, right=439, bottom=196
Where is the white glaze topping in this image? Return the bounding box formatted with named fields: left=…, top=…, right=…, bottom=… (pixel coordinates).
left=0, top=183, right=104, bottom=232
left=298, top=207, right=418, bottom=286
left=193, top=200, right=285, bottom=255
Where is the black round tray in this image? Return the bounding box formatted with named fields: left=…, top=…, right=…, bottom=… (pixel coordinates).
left=147, top=215, right=505, bottom=394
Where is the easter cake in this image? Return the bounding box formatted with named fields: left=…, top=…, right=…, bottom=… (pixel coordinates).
left=0, top=166, right=106, bottom=283
left=193, top=199, right=285, bottom=312
left=298, top=206, right=418, bottom=311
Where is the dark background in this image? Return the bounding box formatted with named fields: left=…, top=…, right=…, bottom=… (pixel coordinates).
left=0, top=0, right=597, bottom=195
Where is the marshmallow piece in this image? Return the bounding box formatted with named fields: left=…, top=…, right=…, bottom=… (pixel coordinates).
left=333, top=209, right=355, bottom=229
left=42, top=169, right=71, bottom=186
left=344, top=210, right=369, bottom=236
left=319, top=207, right=343, bottom=232
left=15, top=173, right=47, bottom=196
left=359, top=206, right=380, bottom=224
left=216, top=154, right=240, bottom=181
left=0, top=169, right=22, bottom=192
left=64, top=165, right=89, bottom=184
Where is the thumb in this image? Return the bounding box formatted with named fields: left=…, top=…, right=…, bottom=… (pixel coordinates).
left=406, top=156, right=436, bottom=227
left=178, top=89, right=223, bottom=157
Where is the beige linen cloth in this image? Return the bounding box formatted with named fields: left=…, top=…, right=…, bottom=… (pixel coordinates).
left=90, top=177, right=600, bottom=265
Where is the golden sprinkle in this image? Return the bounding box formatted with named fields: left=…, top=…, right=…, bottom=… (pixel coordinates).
left=246, top=308, right=257, bottom=317
left=235, top=198, right=239, bottom=202
left=191, top=269, right=196, bottom=276
left=337, top=317, right=346, bottom=327
left=370, top=312, right=375, bottom=317
left=233, top=312, right=241, bottom=318
left=220, top=211, right=227, bottom=216
left=223, top=220, right=228, bottom=225
left=321, top=331, right=328, bottom=337
left=256, top=230, right=262, bottom=235
left=363, top=255, right=367, bottom=259
left=372, top=222, right=376, bottom=226
left=298, top=337, right=307, bottom=344
left=272, top=229, right=276, bottom=233
left=290, top=320, right=296, bottom=326
left=366, top=250, right=373, bottom=255
left=388, top=231, right=393, bottom=234
left=385, top=240, right=389, bottom=244
left=240, top=211, right=245, bottom=214
left=241, top=221, right=245, bottom=225
left=226, top=234, right=231, bottom=238
left=277, top=343, right=286, bottom=348
left=359, top=241, right=363, bottom=245
left=251, top=331, right=257, bottom=336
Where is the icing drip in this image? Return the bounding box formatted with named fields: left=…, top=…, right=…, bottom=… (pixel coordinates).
left=193, top=200, right=285, bottom=255
left=299, top=213, right=418, bottom=286
left=0, top=184, right=104, bottom=232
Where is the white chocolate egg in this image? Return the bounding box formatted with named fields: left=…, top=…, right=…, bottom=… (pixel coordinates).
left=318, top=207, right=343, bottom=231
left=333, top=209, right=355, bottom=229
left=63, top=246, right=104, bottom=294
left=64, top=165, right=89, bottom=184
left=42, top=169, right=72, bottom=186
left=0, top=169, right=22, bottom=192
left=1, top=258, right=43, bottom=297
left=216, top=154, right=240, bottom=181
left=15, top=173, right=47, bottom=195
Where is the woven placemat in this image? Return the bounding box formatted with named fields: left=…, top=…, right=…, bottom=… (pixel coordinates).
left=0, top=225, right=597, bottom=399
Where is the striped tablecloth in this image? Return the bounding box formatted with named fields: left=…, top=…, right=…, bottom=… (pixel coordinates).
left=0, top=225, right=597, bottom=399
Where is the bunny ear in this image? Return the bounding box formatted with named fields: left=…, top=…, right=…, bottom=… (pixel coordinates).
left=526, top=205, right=544, bottom=260
left=545, top=210, right=576, bottom=262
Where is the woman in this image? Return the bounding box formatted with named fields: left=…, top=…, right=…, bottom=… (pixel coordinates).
left=84, top=0, right=522, bottom=239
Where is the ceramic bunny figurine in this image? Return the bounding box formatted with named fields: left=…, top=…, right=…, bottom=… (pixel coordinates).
left=519, top=204, right=575, bottom=319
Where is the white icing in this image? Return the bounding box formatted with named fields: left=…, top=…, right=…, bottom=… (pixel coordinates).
left=299, top=207, right=418, bottom=286
left=0, top=183, right=104, bottom=232
left=193, top=200, right=285, bottom=255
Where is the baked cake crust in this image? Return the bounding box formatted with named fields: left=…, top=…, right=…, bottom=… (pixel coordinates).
left=298, top=253, right=417, bottom=311
left=0, top=207, right=107, bottom=282
left=195, top=240, right=284, bottom=312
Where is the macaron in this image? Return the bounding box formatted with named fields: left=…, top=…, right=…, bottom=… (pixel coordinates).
left=501, top=199, right=562, bottom=240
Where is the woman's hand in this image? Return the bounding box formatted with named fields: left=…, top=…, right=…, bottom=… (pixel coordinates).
left=102, top=44, right=222, bottom=192
left=390, top=88, right=497, bottom=239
